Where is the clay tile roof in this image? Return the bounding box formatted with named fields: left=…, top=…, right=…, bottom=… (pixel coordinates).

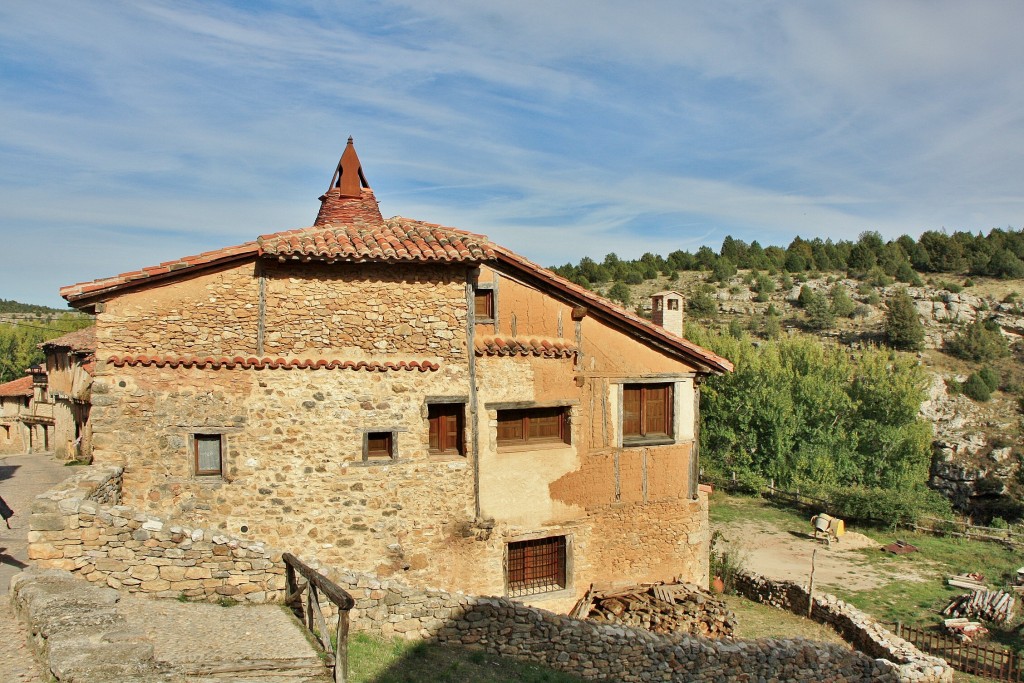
left=39, top=325, right=96, bottom=352
left=258, top=216, right=495, bottom=263
left=60, top=242, right=259, bottom=303
left=475, top=335, right=578, bottom=359
left=106, top=356, right=440, bottom=372
left=0, top=375, right=33, bottom=398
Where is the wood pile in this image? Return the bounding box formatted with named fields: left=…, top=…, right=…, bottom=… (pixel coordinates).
left=946, top=573, right=986, bottom=591
left=570, top=582, right=736, bottom=638
left=943, top=618, right=989, bottom=643
left=942, top=589, right=1015, bottom=624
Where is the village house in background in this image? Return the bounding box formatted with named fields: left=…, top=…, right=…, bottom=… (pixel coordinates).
left=0, top=326, right=95, bottom=458
left=0, top=374, right=33, bottom=453
left=40, top=326, right=95, bottom=461
left=59, top=139, right=732, bottom=610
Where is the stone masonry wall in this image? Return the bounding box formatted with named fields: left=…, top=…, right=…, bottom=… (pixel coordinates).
left=315, top=568, right=907, bottom=683
left=96, top=262, right=261, bottom=357
left=263, top=261, right=469, bottom=359
left=28, top=466, right=287, bottom=603
left=734, top=570, right=952, bottom=682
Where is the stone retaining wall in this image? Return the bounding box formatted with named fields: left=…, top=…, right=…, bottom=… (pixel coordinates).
left=734, top=570, right=952, bottom=682
left=27, top=465, right=285, bottom=603
left=24, top=466, right=952, bottom=682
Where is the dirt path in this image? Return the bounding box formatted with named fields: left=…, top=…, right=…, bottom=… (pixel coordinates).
left=713, top=516, right=919, bottom=593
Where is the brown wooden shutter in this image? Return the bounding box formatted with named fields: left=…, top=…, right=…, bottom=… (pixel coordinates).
left=623, top=386, right=642, bottom=437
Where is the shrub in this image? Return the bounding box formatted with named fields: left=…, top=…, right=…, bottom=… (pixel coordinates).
left=829, top=284, right=856, bottom=317
left=762, top=315, right=782, bottom=339
left=709, top=530, right=748, bottom=593
left=797, top=285, right=815, bottom=308
left=688, top=285, right=718, bottom=319
left=866, top=290, right=881, bottom=305
left=804, top=292, right=835, bottom=330
left=608, top=282, right=631, bottom=306
left=979, top=366, right=1001, bottom=392
left=946, top=318, right=1009, bottom=362
left=828, top=486, right=952, bottom=527
left=962, top=373, right=992, bottom=402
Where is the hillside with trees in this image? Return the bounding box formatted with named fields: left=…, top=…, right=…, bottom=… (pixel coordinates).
left=0, top=313, right=93, bottom=384
left=551, top=227, right=1024, bottom=525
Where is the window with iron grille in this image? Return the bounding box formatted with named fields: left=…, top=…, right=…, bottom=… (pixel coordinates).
left=496, top=407, right=570, bottom=447
left=428, top=403, right=464, bottom=456
left=193, top=434, right=223, bottom=476
left=506, top=536, right=567, bottom=596
left=622, top=383, right=674, bottom=444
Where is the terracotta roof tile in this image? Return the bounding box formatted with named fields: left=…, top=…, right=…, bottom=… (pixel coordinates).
left=258, top=217, right=495, bottom=263
left=60, top=242, right=259, bottom=302
left=475, top=335, right=578, bottom=359
left=0, top=375, right=33, bottom=398
left=39, top=326, right=96, bottom=352
left=106, top=356, right=439, bottom=372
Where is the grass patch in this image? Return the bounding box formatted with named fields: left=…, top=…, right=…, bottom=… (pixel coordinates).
left=722, top=594, right=848, bottom=646
left=348, top=632, right=589, bottom=683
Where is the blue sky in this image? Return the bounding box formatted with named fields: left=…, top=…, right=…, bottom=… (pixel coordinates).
left=2, top=1, right=1023, bottom=307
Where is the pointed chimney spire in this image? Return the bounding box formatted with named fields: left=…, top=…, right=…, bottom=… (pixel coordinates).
left=329, top=136, right=369, bottom=197
left=314, top=137, right=383, bottom=227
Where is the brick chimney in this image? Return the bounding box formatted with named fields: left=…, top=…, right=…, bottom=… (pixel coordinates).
left=314, top=137, right=384, bottom=226
left=651, top=291, right=685, bottom=337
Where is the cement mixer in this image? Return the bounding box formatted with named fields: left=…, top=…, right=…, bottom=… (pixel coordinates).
left=810, top=513, right=845, bottom=546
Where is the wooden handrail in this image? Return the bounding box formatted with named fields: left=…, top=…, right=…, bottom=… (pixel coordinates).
left=283, top=552, right=355, bottom=610
left=283, top=552, right=354, bottom=683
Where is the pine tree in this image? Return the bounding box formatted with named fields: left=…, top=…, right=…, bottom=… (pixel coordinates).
left=884, top=289, right=925, bottom=351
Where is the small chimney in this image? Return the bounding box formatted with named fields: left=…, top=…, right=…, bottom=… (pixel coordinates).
left=314, top=137, right=383, bottom=226
left=651, top=291, right=685, bottom=337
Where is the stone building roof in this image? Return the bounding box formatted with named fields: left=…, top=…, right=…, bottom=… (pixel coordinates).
left=39, top=325, right=96, bottom=352
left=60, top=138, right=733, bottom=375
left=258, top=217, right=494, bottom=263
left=0, top=375, right=33, bottom=398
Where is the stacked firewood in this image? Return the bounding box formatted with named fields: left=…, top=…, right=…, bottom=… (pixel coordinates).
left=942, top=589, right=1016, bottom=624
left=571, top=582, right=736, bottom=638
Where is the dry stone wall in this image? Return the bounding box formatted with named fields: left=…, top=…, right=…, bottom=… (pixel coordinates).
left=28, top=466, right=287, bottom=603
left=734, top=570, right=952, bottom=682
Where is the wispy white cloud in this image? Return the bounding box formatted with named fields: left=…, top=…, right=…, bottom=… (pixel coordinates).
left=0, top=1, right=1022, bottom=306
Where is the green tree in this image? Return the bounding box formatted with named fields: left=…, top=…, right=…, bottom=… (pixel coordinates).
left=687, top=285, right=718, bottom=319
left=946, top=318, right=1009, bottom=362
left=884, top=289, right=925, bottom=351
left=607, top=282, right=631, bottom=307
left=829, top=285, right=856, bottom=317
left=804, top=292, right=835, bottom=330
left=962, top=373, right=992, bottom=402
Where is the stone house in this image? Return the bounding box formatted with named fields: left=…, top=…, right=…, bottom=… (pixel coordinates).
left=39, top=326, right=95, bottom=461
left=60, top=139, right=732, bottom=611
left=0, top=375, right=33, bottom=454
left=0, top=366, right=54, bottom=453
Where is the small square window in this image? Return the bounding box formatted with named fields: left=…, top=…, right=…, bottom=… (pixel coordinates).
left=667, top=299, right=679, bottom=310
left=428, top=403, right=465, bottom=456
left=194, top=434, right=223, bottom=476
left=507, top=536, right=567, bottom=597
left=474, top=289, right=494, bottom=320
left=364, top=432, right=394, bottom=460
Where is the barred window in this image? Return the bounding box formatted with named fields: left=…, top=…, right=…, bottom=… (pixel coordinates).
left=507, top=536, right=567, bottom=597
